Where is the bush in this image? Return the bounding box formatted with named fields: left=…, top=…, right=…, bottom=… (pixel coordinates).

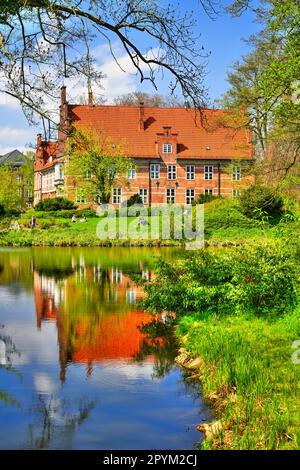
left=204, top=198, right=257, bottom=229
left=0, top=204, right=5, bottom=217
left=30, top=209, right=96, bottom=219
left=143, top=242, right=299, bottom=317
left=192, top=194, right=219, bottom=205
left=238, top=185, right=284, bottom=220
left=126, top=193, right=143, bottom=206
left=38, top=219, right=54, bottom=230
left=35, top=197, right=77, bottom=212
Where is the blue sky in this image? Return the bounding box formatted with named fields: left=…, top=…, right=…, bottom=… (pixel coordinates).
left=0, top=1, right=260, bottom=155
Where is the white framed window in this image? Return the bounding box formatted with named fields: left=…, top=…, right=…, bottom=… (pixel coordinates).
left=112, top=187, right=122, bottom=204
left=41, top=169, right=55, bottom=192
left=16, top=174, right=22, bottom=183
left=128, top=167, right=136, bottom=179
left=139, top=188, right=148, bottom=204
left=232, top=166, right=241, bottom=181
left=204, top=188, right=213, bottom=195
left=204, top=165, right=213, bottom=180
left=166, top=188, right=175, bottom=204
left=186, top=165, right=195, bottom=180
left=150, top=164, right=160, bottom=179
left=167, top=165, right=177, bottom=180
left=76, top=189, right=85, bottom=203
left=233, top=189, right=240, bottom=198
left=186, top=189, right=195, bottom=204
left=126, top=289, right=136, bottom=304
left=163, top=143, right=172, bottom=154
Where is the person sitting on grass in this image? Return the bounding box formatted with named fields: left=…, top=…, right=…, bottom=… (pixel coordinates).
left=80, top=214, right=87, bottom=222
left=139, top=216, right=148, bottom=226
left=71, top=214, right=77, bottom=223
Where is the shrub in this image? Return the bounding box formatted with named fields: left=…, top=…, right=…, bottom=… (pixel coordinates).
left=192, top=194, right=219, bottom=205
left=38, top=219, right=54, bottom=229
left=126, top=193, right=143, bottom=206
left=35, top=197, right=77, bottom=212
left=30, top=209, right=96, bottom=219
left=0, top=204, right=5, bottom=217
left=143, top=242, right=299, bottom=317
left=238, top=185, right=284, bottom=220
left=203, top=198, right=257, bottom=229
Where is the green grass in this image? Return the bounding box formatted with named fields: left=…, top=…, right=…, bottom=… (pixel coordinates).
left=178, top=311, right=300, bottom=449
left=0, top=198, right=299, bottom=246
left=142, top=240, right=300, bottom=449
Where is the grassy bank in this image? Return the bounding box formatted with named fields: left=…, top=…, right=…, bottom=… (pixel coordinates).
left=0, top=198, right=299, bottom=246
left=142, top=241, right=300, bottom=449
left=178, top=312, right=300, bottom=449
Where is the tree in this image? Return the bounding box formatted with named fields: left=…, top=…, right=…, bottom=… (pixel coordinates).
left=0, top=154, right=34, bottom=212
left=114, top=91, right=185, bottom=108
left=220, top=32, right=281, bottom=155
left=0, top=0, right=218, bottom=134
left=66, top=127, right=133, bottom=204
left=223, top=0, right=300, bottom=183
left=0, top=165, right=22, bottom=211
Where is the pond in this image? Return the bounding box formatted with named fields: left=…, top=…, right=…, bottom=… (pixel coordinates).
left=0, top=247, right=211, bottom=450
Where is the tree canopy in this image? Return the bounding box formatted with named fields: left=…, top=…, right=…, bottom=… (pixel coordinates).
left=0, top=0, right=220, bottom=134
left=66, top=127, right=133, bottom=204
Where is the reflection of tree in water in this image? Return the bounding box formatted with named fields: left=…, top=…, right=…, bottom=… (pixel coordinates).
left=134, top=319, right=179, bottom=379
left=0, top=326, right=21, bottom=407
left=26, top=395, right=96, bottom=450
left=35, top=267, right=75, bottom=281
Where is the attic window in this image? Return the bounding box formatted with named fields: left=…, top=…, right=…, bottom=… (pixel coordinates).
left=163, top=143, right=172, bottom=154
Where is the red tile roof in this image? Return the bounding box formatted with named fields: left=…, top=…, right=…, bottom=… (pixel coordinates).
left=69, top=105, right=253, bottom=160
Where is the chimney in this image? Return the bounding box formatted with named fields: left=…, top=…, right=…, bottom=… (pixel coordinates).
left=139, top=102, right=145, bottom=131
left=61, top=86, right=67, bottom=106
left=88, top=90, right=94, bottom=107
left=163, top=126, right=172, bottom=138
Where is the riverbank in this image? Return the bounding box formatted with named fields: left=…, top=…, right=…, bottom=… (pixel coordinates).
left=0, top=202, right=299, bottom=247
left=142, top=241, right=300, bottom=449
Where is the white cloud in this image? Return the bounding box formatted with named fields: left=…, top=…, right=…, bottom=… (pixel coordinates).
left=66, top=42, right=159, bottom=104
left=0, top=93, right=20, bottom=109
left=0, top=127, right=35, bottom=155
left=0, top=126, right=33, bottom=142
left=34, top=373, right=58, bottom=395
left=0, top=145, right=29, bottom=156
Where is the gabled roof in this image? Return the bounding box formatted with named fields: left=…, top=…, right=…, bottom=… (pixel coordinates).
left=69, top=105, right=254, bottom=160
left=0, top=149, right=26, bottom=167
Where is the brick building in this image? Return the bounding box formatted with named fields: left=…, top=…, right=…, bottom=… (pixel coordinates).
left=34, top=86, right=254, bottom=207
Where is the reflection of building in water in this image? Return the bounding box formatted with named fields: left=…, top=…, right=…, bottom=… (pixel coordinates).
left=34, top=271, right=65, bottom=329
left=33, top=266, right=152, bottom=380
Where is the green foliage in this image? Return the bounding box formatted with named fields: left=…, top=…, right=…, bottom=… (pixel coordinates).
left=178, top=311, right=300, bottom=449
left=238, top=185, right=284, bottom=220
left=204, top=198, right=258, bottom=229
left=126, top=193, right=143, bottom=206
left=192, top=193, right=219, bottom=205
left=143, top=242, right=299, bottom=317
left=35, top=197, right=77, bottom=212
left=0, top=204, right=5, bottom=216
left=66, top=127, right=133, bottom=204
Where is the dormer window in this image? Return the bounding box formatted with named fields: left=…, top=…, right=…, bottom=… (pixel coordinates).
left=163, top=143, right=172, bottom=154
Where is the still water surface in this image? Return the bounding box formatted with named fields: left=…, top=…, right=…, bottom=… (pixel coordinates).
left=0, top=247, right=211, bottom=449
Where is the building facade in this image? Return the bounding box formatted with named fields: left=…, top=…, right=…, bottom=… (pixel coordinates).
left=34, top=87, right=254, bottom=207
left=0, top=149, right=34, bottom=208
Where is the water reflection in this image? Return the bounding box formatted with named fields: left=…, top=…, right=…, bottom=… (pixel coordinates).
left=33, top=258, right=153, bottom=381
left=0, top=248, right=211, bottom=449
